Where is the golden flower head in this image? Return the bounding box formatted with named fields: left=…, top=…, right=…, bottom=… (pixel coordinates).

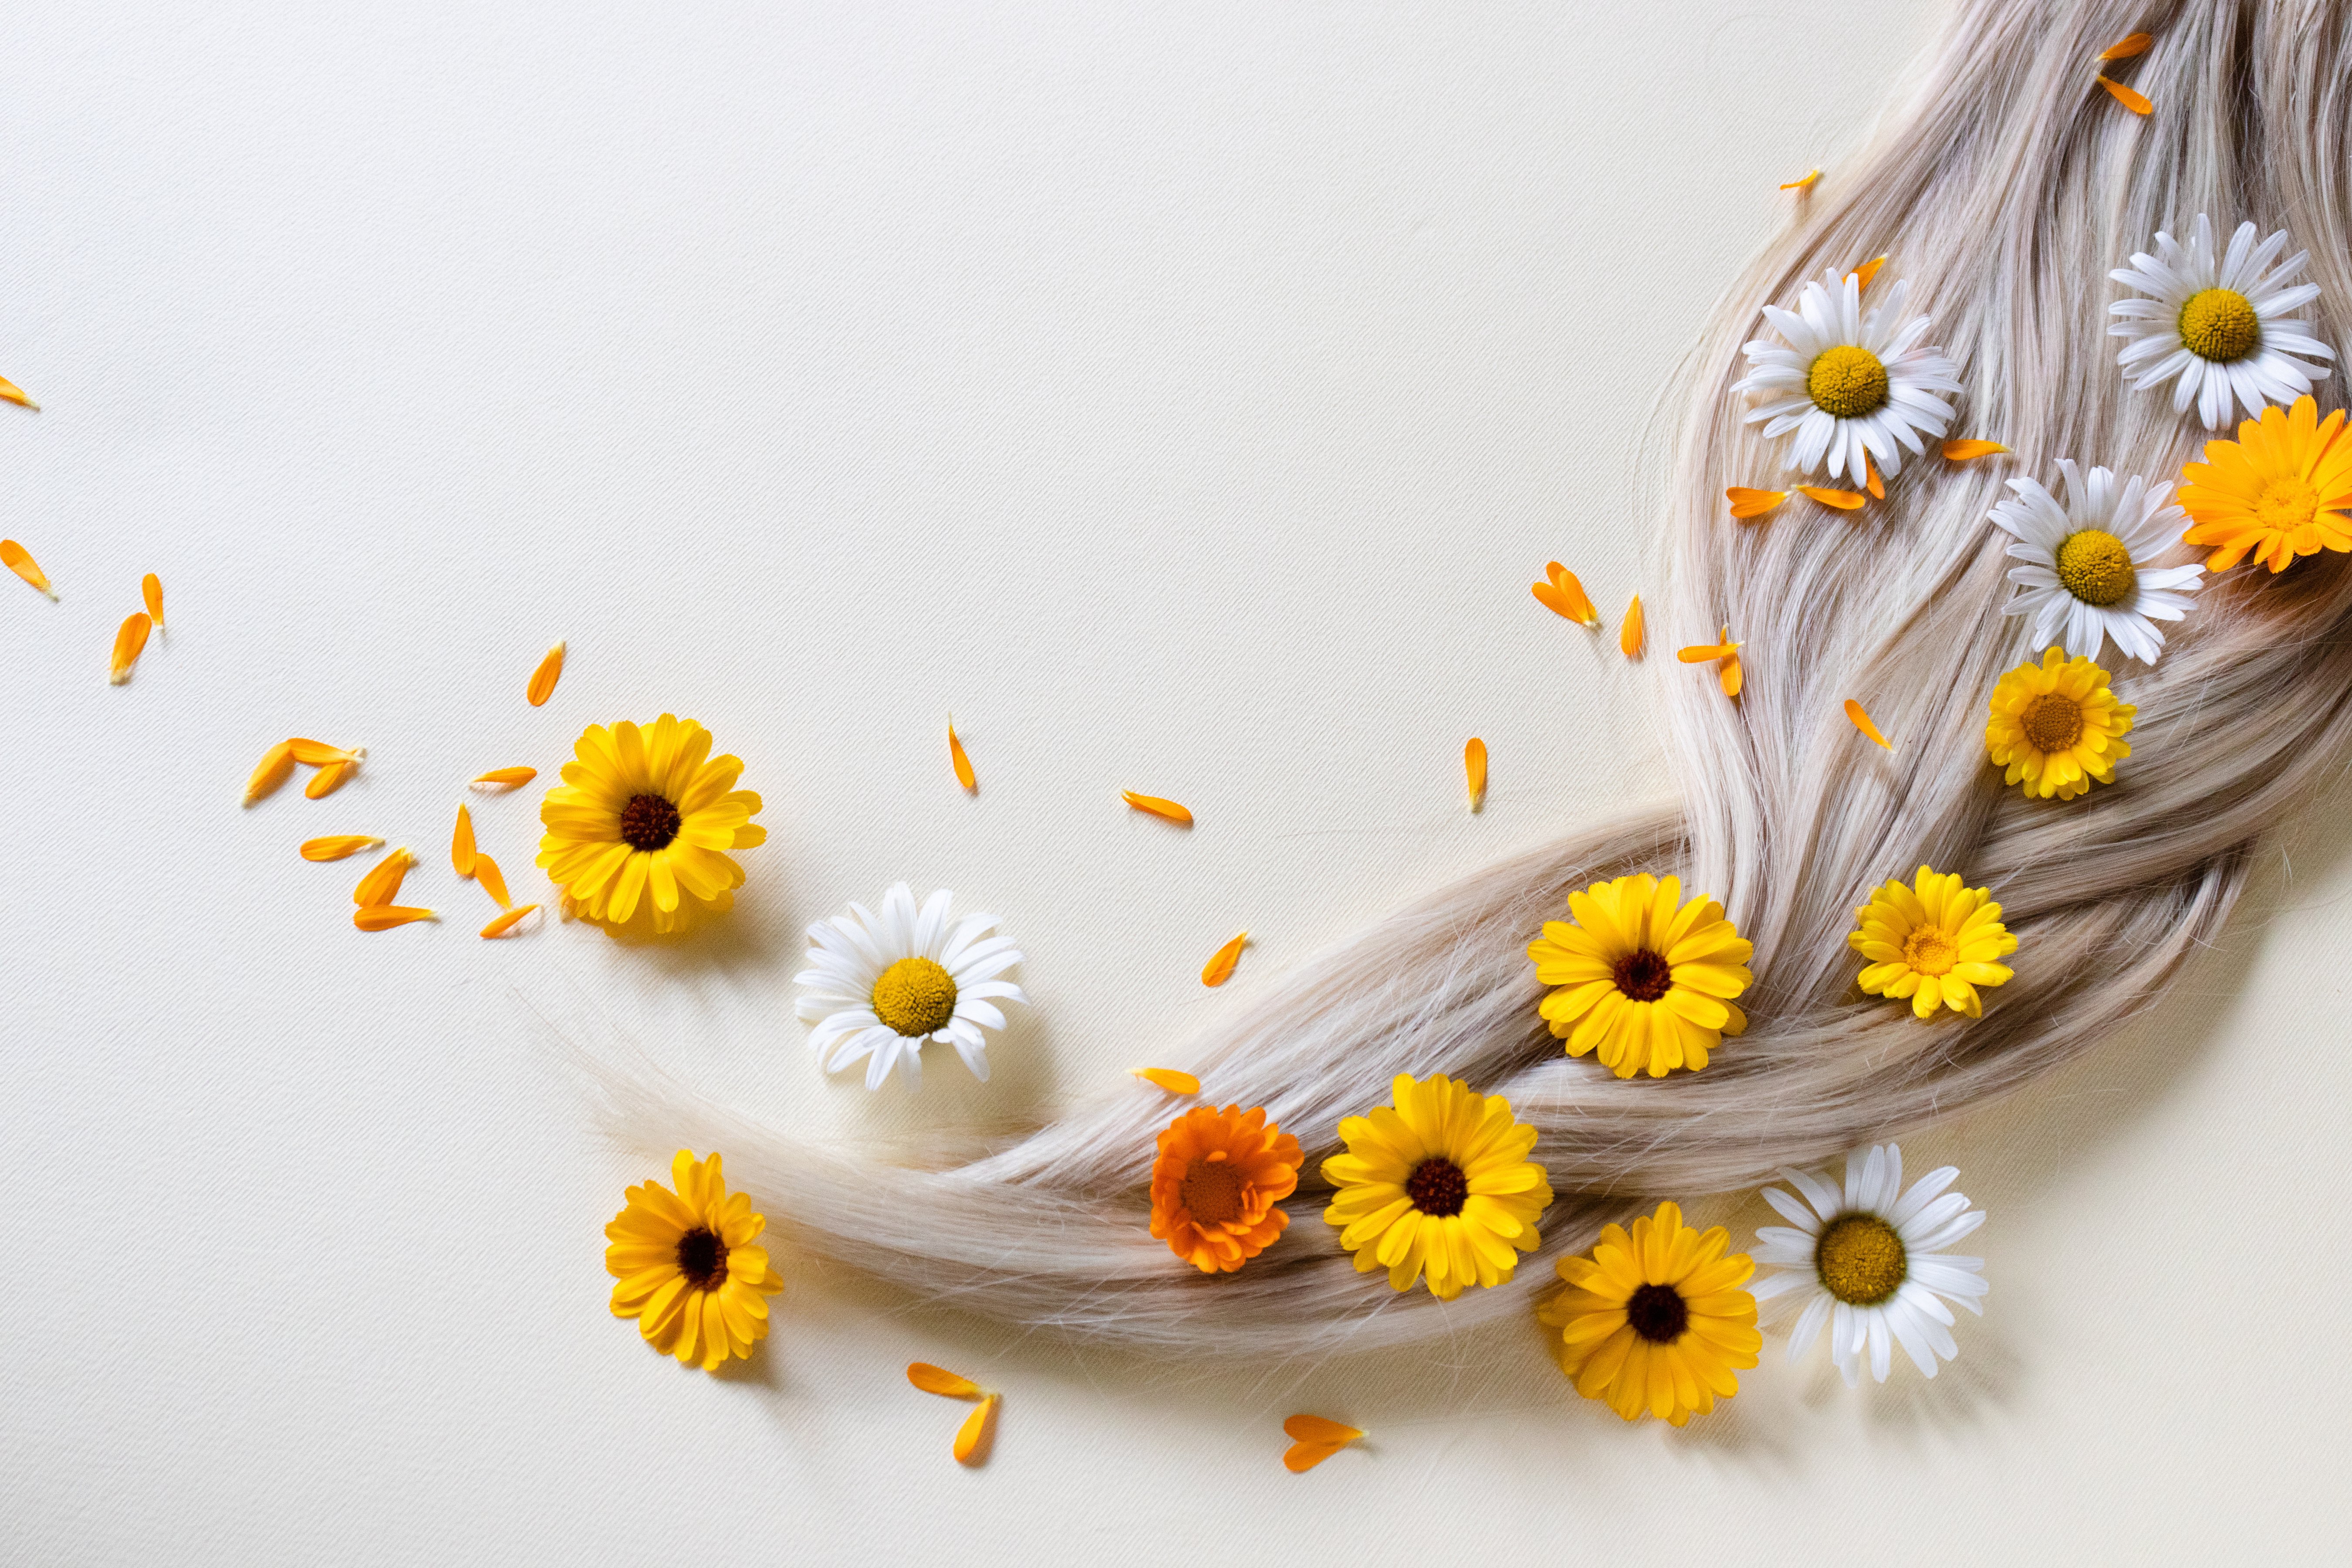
left=1538, top=1201, right=1760, bottom=1426
left=537, top=716, right=766, bottom=937
left=2179, top=394, right=2352, bottom=573
left=605, top=1150, right=784, bottom=1372
left=1850, top=865, right=2017, bottom=1020
left=1321, top=1073, right=1552, bottom=1300
left=1526, top=873, right=1752, bottom=1078
left=1985, top=647, right=2134, bottom=801
left=1148, top=1104, right=1303, bottom=1274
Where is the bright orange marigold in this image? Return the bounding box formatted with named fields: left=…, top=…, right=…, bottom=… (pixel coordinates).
left=1149, top=1104, right=1303, bottom=1273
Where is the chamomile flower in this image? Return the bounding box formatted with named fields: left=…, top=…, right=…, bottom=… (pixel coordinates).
left=1751, top=1144, right=1987, bottom=1386
left=1988, top=460, right=2203, bottom=665
left=1732, top=268, right=1963, bottom=483
left=795, top=883, right=1026, bottom=1091
left=2108, top=215, right=2335, bottom=430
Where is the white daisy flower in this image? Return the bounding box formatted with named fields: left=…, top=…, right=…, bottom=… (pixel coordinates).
left=1732, top=268, right=1964, bottom=484
left=794, top=883, right=1026, bottom=1091
left=2108, top=214, right=2335, bottom=430
left=1989, top=459, right=2203, bottom=665
left=1751, top=1143, right=1987, bottom=1386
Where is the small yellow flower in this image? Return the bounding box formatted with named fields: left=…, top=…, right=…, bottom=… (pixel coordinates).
left=1538, top=1202, right=1760, bottom=1426
left=1321, top=1074, right=1551, bottom=1300
left=1985, top=647, right=2135, bottom=800
left=605, top=1150, right=784, bottom=1371
left=2179, top=394, right=2352, bottom=573
left=1526, top=874, right=1752, bottom=1078
left=537, top=716, right=766, bottom=937
left=1850, top=865, right=2017, bottom=1020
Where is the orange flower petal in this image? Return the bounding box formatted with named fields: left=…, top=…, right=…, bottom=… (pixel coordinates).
left=2099, top=31, right=2152, bottom=60
left=907, top=1362, right=984, bottom=1399
left=479, top=904, right=541, bottom=938
left=243, top=741, right=296, bottom=806
left=1619, top=594, right=1644, bottom=659
left=142, top=573, right=164, bottom=628
left=354, top=848, right=415, bottom=908
left=2, top=539, right=55, bottom=599
left=1720, top=653, right=1743, bottom=698
left=948, top=717, right=977, bottom=792
left=285, top=738, right=365, bottom=767
left=1798, top=486, right=1867, bottom=510
left=473, top=851, right=512, bottom=909
left=1864, top=454, right=1885, bottom=500
left=2097, top=76, right=2152, bottom=115
left=1845, top=698, right=1893, bottom=749
left=471, top=766, right=538, bottom=789
left=1941, top=439, right=2009, bottom=461
left=1201, top=931, right=1247, bottom=987
left=1725, top=487, right=1788, bottom=520
left=1531, top=564, right=1599, bottom=625
left=1283, top=1414, right=1364, bottom=1445
left=304, top=760, right=355, bottom=799
left=301, top=835, right=382, bottom=862
left=0, top=375, right=37, bottom=410
left=1130, top=1068, right=1200, bottom=1094
left=526, top=640, right=565, bottom=707
left=1122, top=791, right=1193, bottom=825
left=108, top=612, right=152, bottom=685
left=1676, top=642, right=1736, bottom=664
left=953, top=1393, right=1000, bottom=1466
left=1283, top=1441, right=1347, bottom=1473
left=1463, top=737, right=1487, bottom=812
left=1779, top=169, right=1821, bottom=191
left=353, top=905, right=436, bottom=931
left=1848, top=254, right=1888, bottom=291
left=452, top=803, right=477, bottom=878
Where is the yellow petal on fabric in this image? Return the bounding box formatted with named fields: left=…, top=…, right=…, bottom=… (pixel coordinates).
left=2097, top=76, right=2152, bottom=115
left=473, top=852, right=512, bottom=909
left=305, top=760, right=354, bottom=799
left=1845, top=699, right=1893, bottom=749
left=452, top=803, right=477, bottom=878
left=142, top=573, right=164, bottom=628
left=353, top=905, right=436, bottom=931
left=301, top=835, right=382, bottom=862
left=1619, top=594, right=1644, bottom=659
left=1282, top=1414, right=1364, bottom=1445
left=1724, top=487, right=1787, bottom=520
left=1848, top=254, right=1888, bottom=291
left=1779, top=169, right=1820, bottom=191
left=1122, top=791, right=1194, bottom=825
left=0, top=375, right=36, bottom=410
left=107, top=612, right=152, bottom=685
left=1941, top=438, right=2009, bottom=460
left=2099, top=31, right=2152, bottom=60
left=285, top=738, right=365, bottom=767
left=1201, top=930, right=1247, bottom=987
left=243, top=741, right=296, bottom=806
left=479, top=904, right=541, bottom=938
left=2, top=539, right=56, bottom=599
left=947, top=716, right=978, bottom=792
left=1284, top=1441, right=1347, bottom=1474
left=953, top=1393, right=1000, bottom=1466
left=1864, top=454, right=1885, bottom=500
left=353, top=847, right=415, bottom=908
left=1531, top=564, right=1600, bottom=625
left=1130, top=1067, right=1200, bottom=1094
left=527, top=640, right=565, bottom=707
left=471, top=766, right=538, bottom=789
left=1798, top=485, right=1867, bottom=510
left=907, top=1362, right=985, bottom=1399
left=1463, top=737, right=1487, bottom=812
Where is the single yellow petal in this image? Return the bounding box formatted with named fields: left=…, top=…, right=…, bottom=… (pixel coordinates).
left=1284, top=1440, right=1347, bottom=1473
left=1779, top=168, right=1820, bottom=191
left=527, top=640, right=565, bottom=707
left=1676, top=642, right=1736, bottom=664
left=142, top=573, right=164, bottom=628
left=354, top=847, right=415, bottom=907
left=2097, top=76, right=2152, bottom=115
left=1463, top=737, right=1487, bottom=812
left=0, top=539, right=54, bottom=598
left=1130, top=1067, right=1200, bottom=1094
left=947, top=716, right=977, bottom=792
left=1201, top=930, right=1247, bottom=987
left=1619, top=594, right=1644, bottom=659
left=953, top=1393, right=1000, bottom=1466
left=1122, top=791, right=1193, bottom=825
left=1282, top=1414, right=1364, bottom=1445
left=301, top=835, right=382, bottom=862
left=107, top=612, right=152, bottom=685
left=1724, top=487, right=1787, bottom=520
left=1941, top=438, right=2009, bottom=460
left=473, top=851, right=512, bottom=909
left=907, top=1362, right=984, bottom=1399
left=0, top=375, right=37, bottom=410
left=285, top=738, right=365, bottom=767
left=1864, top=453, right=1885, bottom=500
left=1719, top=652, right=1743, bottom=699
left=479, top=903, right=541, bottom=938
left=2099, top=31, right=2152, bottom=60
left=1845, top=699, right=1893, bottom=749
left=1848, top=254, right=1888, bottom=291
left=452, top=803, right=477, bottom=877
left=304, top=760, right=354, bottom=799
left=1798, top=485, right=1867, bottom=510
left=471, top=766, right=538, bottom=789
left=353, top=905, right=436, bottom=931
left=243, top=741, right=296, bottom=806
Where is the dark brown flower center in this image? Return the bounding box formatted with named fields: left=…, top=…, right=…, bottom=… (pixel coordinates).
left=1179, top=1160, right=1247, bottom=1226
left=1613, top=948, right=1673, bottom=1002
left=619, top=792, right=683, bottom=852
left=1405, top=1157, right=1469, bottom=1217
left=1625, top=1281, right=1689, bottom=1343
left=675, top=1226, right=728, bottom=1291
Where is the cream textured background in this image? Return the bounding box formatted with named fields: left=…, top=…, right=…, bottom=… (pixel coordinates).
left=3, top=2, right=2345, bottom=1562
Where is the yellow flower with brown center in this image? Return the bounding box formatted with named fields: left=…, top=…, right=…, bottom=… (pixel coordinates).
left=1322, top=1074, right=1551, bottom=1300
left=1984, top=647, right=2135, bottom=800
left=1538, top=1202, right=1760, bottom=1426
left=1148, top=1104, right=1303, bottom=1274
left=537, top=716, right=766, bottom=937
left=1849, top=865, right=2017, bottom=1020
left=1526, top=873, right=1752, bottom=1078
left=2179, top=394, right=2352, bottom=573
left=605, top=1150, right=784, bottom=1371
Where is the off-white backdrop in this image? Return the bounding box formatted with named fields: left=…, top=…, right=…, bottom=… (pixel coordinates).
left=3, top=1, right=2343, bottom=1562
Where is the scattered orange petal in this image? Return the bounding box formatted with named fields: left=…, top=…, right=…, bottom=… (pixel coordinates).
left=1530, top=564, right=1599, bottom=625
left=1200, top=931, right=1247, bottom=987
left=953, top=1393, right=1000, bottom=1466
left=1798, top=486, right=1867, bottom=510
left=1864, top=454, right=1885, bottom=500
left=2, top=539, right=55, bottom=599
left=243, top=741, right=296, bottom=806
left=1130, top=1068, right=1200, bottom=1094
left=305, top=760, right=354, bottom=799
left=354, top=906, right=436, bottom=932
left=907, top=1363, right=985, bottom=1399
left=141, top=573, right=164, bottom=629
left=1122, top=791, right=1193, bottom=825
left=470, top=767, right=538, bottom=790
left=1940, top=439, right=2009, bottom=461
left=2099, top=31, right=2152, bottom=60
left=1720, top=652, right=1744, bottom=699
left=2097, top=76, right=2152, bottom=115
left=1779, top=169, right=1821, bottom=191
left=1283, top=1414, right=1365, bottom=1445
left=948, top=717, right=977, bottom=792
left=1848, top=254, right=1889, bottom=291
left=452, top=803, right=477, bottom=878
left=1676, top=642, right=1737, bottom=664
left=526, top=640, right=565, bottom=707
left=1725, top=487, right=1788, bottom=520
left=0, top=375, right=36, bottom=411
left=473, top=851, right=512, bottom=909
left=354, top=848, right=415, bottom=908
left=479, top=904, right=541, bottom=938
left=1463, top=737, right=1487, bottom=812
left=107, top=612, right=152, bottom=685
left=1284, top=1442, right=1348, bottom=1473
left=285, top=738, right=365, bottom=767
left=1619, top=594, right=1644, bottom=659
left=1845, top=698, right=1893, bottom=749
left=301, top=835, right=382, bottom=862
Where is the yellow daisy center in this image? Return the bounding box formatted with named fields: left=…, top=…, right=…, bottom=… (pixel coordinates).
left=1625, top=1282, right=1690, bottom=1343
left=2020, top=690, right=2085, bottom=754
left=1179, top=1159, right=1246, bottom=1226
left=1404, top=1156, right=1470, bottom=1217
left=1807, top=344, right=1891, bottom=419
left=618, top=792, right=683, bottom=851
left=2253, top=476, right=2322, bottom=535
left=2177, top=287, right=2261, bottom=362
left=674, top=1226, right=729, bottom=1291
left=2055, top=529, right=2136, bottom=607
left=1611, top=948, right=1674, bottom=1003
left=872, top=956, right=958, bottom=1036
left=1816, top=1213, right=1906, bottom=1305
left=1900, top=925, right=1958, bottom=977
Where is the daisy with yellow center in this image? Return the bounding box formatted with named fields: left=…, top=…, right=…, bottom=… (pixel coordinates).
left=2109, top=216, right=2334, bottom=430
left=1526, top=873, right=1752, bottom=1078
left=1849, top=865, right=2017, bottom=1021
left=795, top=883, right=1026, bottom=1090
left=1985, top=646, right=2135, bottom=801
left=1538, top=1202, right=1760, bottom=1426
left=1321, top=1073, right=1552, bottom=1300
left=1732, top=268, right=1962, bottom=484
left=1148, top=1104, right=1303, bottom=1274
left=2179, top=394, right=2352, bottom=573
left=537, top=716, right=766, bottom=937
left=1988, top=460, right=2201, bottom=665
left=605, top=1149, right=784, bottom=1372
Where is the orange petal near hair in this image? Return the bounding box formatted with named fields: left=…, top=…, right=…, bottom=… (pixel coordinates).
left=1463, top=737, right=1487, bottom=812
left=1122, top=791, right=1193, bottom=825
left=1619, top=594, right=1644, bottom=658
left=353, top=906, right=436, bottom=931
left=301, top=835, right=382, bottom=862
left=354, top=848, right=414, bottom=908
left=2099, top=31, right=2152, bottom=60
left=286, top=738, right=364, bottom=766
left=452, top=803, right=477, bottom=877
left=2097, top=76, right=2153, bottom=114
left=1798, top=486, right=1867, bottom=510
left=305, top=761, right=354, bottom=799
left=471, top=767, right=538, bottom=789
left=1845, top=698, right=1894, bottom=749
left=141, top=573, right=164, bottom=628
left=1720, top=652, right=1744, bottom=698
left=1531, top=564, right=1599, bottom=625
left=2, top=539, right=55, bottom=598
left=1864, top=454, right=1885, bottom=500
left=473, top=851, right=512, bottom=909
left=1200, top=931, right=1247, bottom=987
left=1848, top=254, right=1889, bottom=291
left=108, top=612, right=152, bottom=685
left=1779, top=169, right=1820, bottom=191
left=907, top=1363, right=985, bottom=1399
left=1676, top=642, right=1736, bottom=664
left=948, top=718, right=977, bottom=792
left=243, top=741, right=296, bottom=805
left=0, top=375, right=36, bottom=410
left=1941, top=439, right=2009, bottom=460
left=1725, top=487, right=1787, bottom=520
left=479, top=904, right=541, bottom=938
left=953, top=1393, right=1000, bottom=1466
left=1131, top=1068, right=1200, bottom=1094
left=526, top=640, right=565, bottom=706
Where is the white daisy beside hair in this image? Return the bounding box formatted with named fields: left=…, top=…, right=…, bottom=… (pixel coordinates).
left=1732, top=267, right=1963, bottom=484
left=1989, top=459, right=2203, bottom=665
left=795, top=883, right=1027, bottom=1091
left=2109, top=214, right=2335, bottom=430
left=1751, top=1143, right=1987, bottom=1386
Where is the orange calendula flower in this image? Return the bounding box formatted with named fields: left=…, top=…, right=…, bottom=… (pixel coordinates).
left=606, top=1150, right=784, bottom=1372
left=1149, top=1104, right=1303, bottom=1274
left=538, top=716, right=766, bottom=937
left=2179, top=395, right=2352, bottom=572
left=1531, top=562, right=1599, bottom=624
left=1538, top=1202, right=1760, bottom=1426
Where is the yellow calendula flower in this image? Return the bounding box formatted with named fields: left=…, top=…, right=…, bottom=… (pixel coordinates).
left=1526, top=874, right=1752, bottom=1078
left=2179, top=394, right=2352, bottom=573
left=1538, top=1202, right=1760, bottom=1427
left=1321, top=1074, right=1551, bottom=1300
left=537, top=716, right=766, bottom=937
left=1850, top=865, right=2017, bottom=1020
left=605, top=1150, right=784, bottom=1371
left=1984, top=648, right=2135, bottom=800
